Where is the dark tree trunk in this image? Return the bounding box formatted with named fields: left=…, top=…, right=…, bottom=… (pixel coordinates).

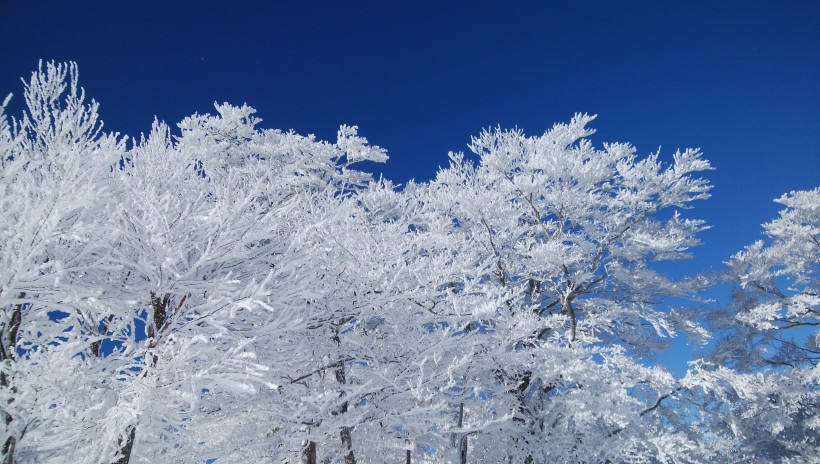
left=340, top=425, right=355, bottom=464
left=113, top=426, right=136, bottom=464
left=332, top=318, right=356, bottom=464
left=1, top=292, right=25, bottom=366
left=4, top=298, right=22, bottom=361
left=303, top=441, right=317, bottom=464
left=90, top=314, right=114, bottom=357
left=336, top=363, right=355, bottom=464
left=406, top=448, right=411, bottom=464
left=1, top=293, right=25, bottom=464
left=453, top=402, right=467, bottom=464
left=94, top=311, right=136, bottom=464
left=2, top=436, right=15, bottom=464
left=112, top=291, right=174, bottom=464
left=147, top=292, right=171, bottom=338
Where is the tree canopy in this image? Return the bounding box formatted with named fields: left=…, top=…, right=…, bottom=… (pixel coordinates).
left=1, top=62, right=817, bottom=464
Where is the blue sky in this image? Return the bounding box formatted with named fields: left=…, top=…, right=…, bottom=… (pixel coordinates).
left=1, top=1, right=817, bottom=366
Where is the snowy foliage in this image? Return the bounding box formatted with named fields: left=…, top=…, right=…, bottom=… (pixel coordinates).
left=1, top=62, right=817, bottom=463
left=690, top=188, right=819, bottom=463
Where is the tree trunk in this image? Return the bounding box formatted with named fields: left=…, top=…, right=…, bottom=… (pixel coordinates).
left=406, top=448, right=411, bottom=464
left=336, top=364, right=356, bottom=464
left=90, top=314, right=114, bottom=357
left=3, top=296, right=23, bottom=361
left=1, top=293, right=25, bottom=464
left=303, top=441, right=317, bottom=464
left=113, top=426, right=136, bottom=464
left=562, top=298, right=577, bottom=342
left=2, top=436, right=15, bottom=464
left=112, top=291, right=173, bottom=464
left=333, top=318, right=356, bottom=464
left=340, top=425, right=355, bottom=464
left=453, top=402, right=467, bottom=464
left=147, top=292, right=170, bottom=339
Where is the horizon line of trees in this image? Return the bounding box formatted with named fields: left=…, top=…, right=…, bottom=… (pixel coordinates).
left=1, top=62, right=817, bottom=464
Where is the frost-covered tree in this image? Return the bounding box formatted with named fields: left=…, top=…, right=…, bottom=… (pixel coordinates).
left=92, top=106, right=391, bottom=462
left=689, top=188, right=819, bottom=463
left=726, top=189, right=819, bottom=340
left=0, top=61, right=125, bottom=464
left=322, top=181, right=501, bottom=463
left=0, top=62, right=392, bottom=463
left=238, top=178, right=494, bottom=463
left=412, top=116, right=716, bottom=462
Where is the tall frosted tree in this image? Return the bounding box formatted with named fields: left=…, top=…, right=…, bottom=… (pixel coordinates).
left=415, top=116, right=717, bottom=462
left=0, top=62, right=392, bottom=463
left=0, top=62, right=125, bottom=464
left=88, top=106, right=390, bottom=462
left=688, top=188, right=819, bottom=463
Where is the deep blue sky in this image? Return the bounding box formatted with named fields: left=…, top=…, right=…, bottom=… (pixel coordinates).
left=1, top=0, right=817, bottom=279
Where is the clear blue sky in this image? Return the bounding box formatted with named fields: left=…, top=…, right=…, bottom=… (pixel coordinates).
left=1, top=0, right=817, bottom=284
